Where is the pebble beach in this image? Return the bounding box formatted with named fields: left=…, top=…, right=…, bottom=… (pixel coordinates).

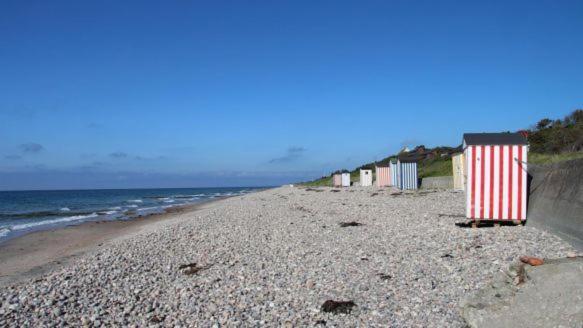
left=0, top=187, right=576, bottom=327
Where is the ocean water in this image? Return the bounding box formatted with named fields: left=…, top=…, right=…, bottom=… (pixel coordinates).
left=0, top=187, right=263, bottom=243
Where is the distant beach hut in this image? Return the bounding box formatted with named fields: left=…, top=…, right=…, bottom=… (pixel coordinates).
left=463, top=133, right=528, bottom=222
left=375, top=164, right=391, bottom=187
left=360, top=169, right=373, bottom=187
left=341, top=173, right=351, bottom=187
left=332, top=174, right=342, bottom=187
left=397, top=155, right=418, bottom=190
left=452, top=153, right=465, bottom=190
left=390, top=160, right=399, bottom=187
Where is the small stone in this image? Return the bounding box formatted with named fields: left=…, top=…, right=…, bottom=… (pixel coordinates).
left=566, top=252, right=577, bottom=258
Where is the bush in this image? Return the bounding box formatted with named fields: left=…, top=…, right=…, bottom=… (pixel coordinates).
left=528, top=109, right=583, bottom=154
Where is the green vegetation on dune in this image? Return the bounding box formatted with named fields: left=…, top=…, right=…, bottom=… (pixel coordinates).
left=529, top=151, right=583, bottom=165
left=418, top=158, right=453, bottom=178
left=528, top=110, right=582, bottom=154
left=527, top=109, right=583, bottom=165
left=302, top=176, right=332, bottom=187
left=350, top=170, right=360, bottom=182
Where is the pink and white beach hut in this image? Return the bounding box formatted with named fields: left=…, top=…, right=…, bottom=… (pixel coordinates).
left=332, top=174, right=342, bottom=187
left=463, top=133, right=528, bottom=222
left=375, top=164, right=391, bottom=187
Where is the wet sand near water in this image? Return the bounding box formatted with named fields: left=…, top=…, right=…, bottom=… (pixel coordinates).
left=0, top=200, right=221, bottom=287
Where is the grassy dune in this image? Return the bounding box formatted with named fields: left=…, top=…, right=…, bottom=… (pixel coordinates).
left=529, top=151, right=583, bottom=164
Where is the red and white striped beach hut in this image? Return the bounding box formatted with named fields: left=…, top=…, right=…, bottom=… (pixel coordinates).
left=332, top=174, right=342, bottom=187
left=463, top=133, right=528, bottom=222
left=375, top=164, right=391, bottom=187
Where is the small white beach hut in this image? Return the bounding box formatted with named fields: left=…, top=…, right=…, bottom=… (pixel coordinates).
left=360, top=169, right=373, bottom=187
left=341, top=173, right=351, bottom=187
left=463, top=132, right=528, bottom=222
left=375, top=164, right=391, bottom=187
left=332, top=174, right=342, bottom=187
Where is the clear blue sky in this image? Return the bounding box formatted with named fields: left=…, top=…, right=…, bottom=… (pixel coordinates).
left=1, top=0, right=582, bottom=190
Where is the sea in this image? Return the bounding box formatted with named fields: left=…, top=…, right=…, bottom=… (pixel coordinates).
left=0, top=187, right=264, bottom=243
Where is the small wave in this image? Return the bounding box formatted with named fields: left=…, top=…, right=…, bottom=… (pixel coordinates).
left=163, top=199, right=175, bottom=203
left=98, top=210, right=118, bottom=215
left=109, top=206, right=122, bottom=210
left=0, top=227, right=11, bottom=238
left=126, top=205, right=138, bottom=208
left=60, top=207, right=71, bottom=212
left=127, top=199, right=143, bottom=203
left=11, top=213, right=99, bottom=231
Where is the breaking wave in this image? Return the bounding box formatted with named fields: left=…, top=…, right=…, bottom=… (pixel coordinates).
left=10, top=213, right=99, bottom=231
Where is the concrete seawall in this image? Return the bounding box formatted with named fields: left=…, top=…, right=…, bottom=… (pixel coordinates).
left=420, top=176, right=453, bottom=189
left=527, top=158, right=583, bottom=250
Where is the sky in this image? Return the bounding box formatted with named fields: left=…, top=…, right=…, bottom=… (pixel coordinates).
left=1, top=0, right=582, bottom=190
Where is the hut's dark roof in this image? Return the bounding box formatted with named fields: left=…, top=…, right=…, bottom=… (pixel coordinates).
left=463, top=133, right=528, bottom=146
left=397, top=154, right=418, bottom=163
left=375, top=163, right=391, bottom=168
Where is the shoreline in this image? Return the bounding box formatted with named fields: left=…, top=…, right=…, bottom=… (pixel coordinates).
left=0, top=197, right=228, bottom=287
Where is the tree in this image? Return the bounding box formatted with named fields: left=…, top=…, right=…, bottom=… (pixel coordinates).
left=565, top=109, right=583, bottom=125
left=536, top=118, right=552, bottom=130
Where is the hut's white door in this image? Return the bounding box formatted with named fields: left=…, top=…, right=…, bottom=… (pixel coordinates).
left=452, top=153, right=465, bottom=190
left=360, top=170, right=373, bottom=186
left=341, top=173, right=351, bottom=187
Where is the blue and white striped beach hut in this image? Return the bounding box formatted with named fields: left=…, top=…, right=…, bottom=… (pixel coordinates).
left=390, top=160, right=399, bottom=187
left=397, top=156, right=418, bottom=190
